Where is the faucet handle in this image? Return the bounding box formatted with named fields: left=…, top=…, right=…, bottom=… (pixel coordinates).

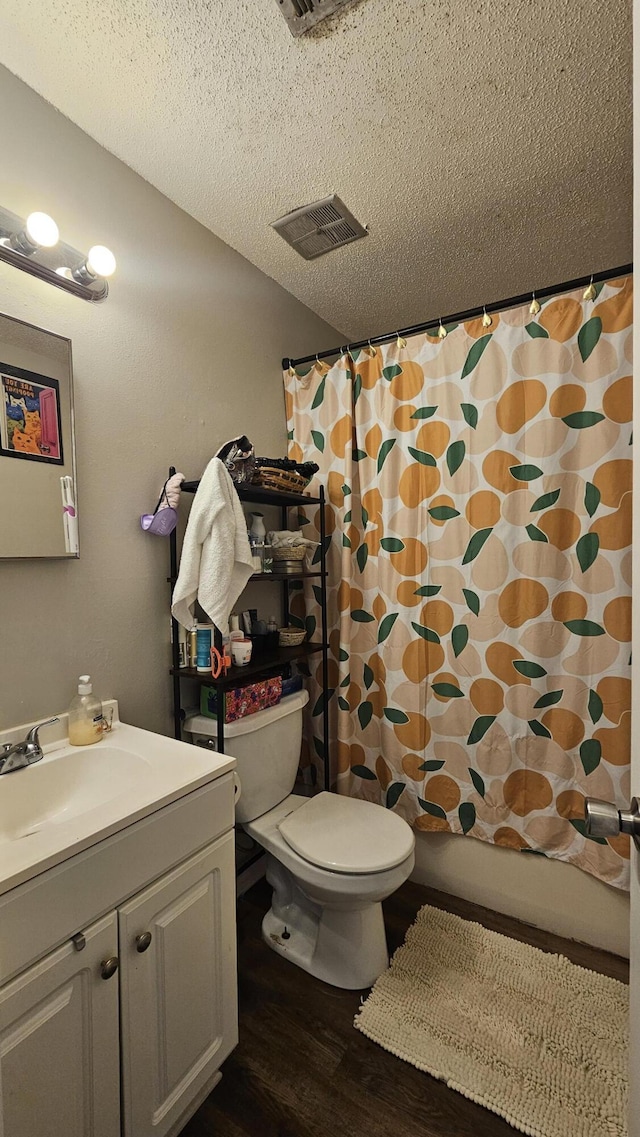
left=25, top=717, right=59, bottom=746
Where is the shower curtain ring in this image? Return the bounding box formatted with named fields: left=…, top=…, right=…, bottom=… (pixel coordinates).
left=583, top=275, right=597, bottom=301
left=529, top=292, right=541, bottom=316
left=437, top=319, right=447, bottom=340
left=482, top=306, right=493, bottom=328
left=396, top=331, right=407, bottom=348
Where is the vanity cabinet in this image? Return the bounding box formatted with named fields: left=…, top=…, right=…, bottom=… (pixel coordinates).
left=119, top=836, right=236, bottom=1137
left=0, top=911, right=120, bottom=1137
left=0, top=773, right=237, bottom=1137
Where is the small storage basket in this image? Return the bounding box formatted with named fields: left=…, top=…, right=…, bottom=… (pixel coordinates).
left=271, top=545, right=307, bottom=562
left=251, top=467, right=310, bottom=493
left=250, top=456, right=319, bottom=495
left=278, top=627, right=307, bottom=647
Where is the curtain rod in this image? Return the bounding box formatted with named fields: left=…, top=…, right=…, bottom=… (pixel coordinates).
left=282, top=263, right=633, bottom=370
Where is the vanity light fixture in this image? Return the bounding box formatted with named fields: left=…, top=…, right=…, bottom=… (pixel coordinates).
left=0, top=204, right=115, bottom=302
left=72, top=245, right=117, bottom=284
left=9, top=211, right=60, bottom=255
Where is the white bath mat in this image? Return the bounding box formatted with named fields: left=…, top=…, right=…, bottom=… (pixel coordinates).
left=354, top=904, right=628, bottom=1137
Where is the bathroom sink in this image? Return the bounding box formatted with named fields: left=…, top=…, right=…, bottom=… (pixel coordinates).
left=0, top=746, right=151, bottom=841
left=0, top=711, right=236, bottom=895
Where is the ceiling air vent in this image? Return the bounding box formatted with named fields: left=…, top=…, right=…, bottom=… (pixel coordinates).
left=272, top=195, right=368, bottom=260
left=275, top=0, right=361, bottom=37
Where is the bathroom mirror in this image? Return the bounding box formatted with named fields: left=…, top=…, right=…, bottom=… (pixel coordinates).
left=0, top=312, right=77, bottom=558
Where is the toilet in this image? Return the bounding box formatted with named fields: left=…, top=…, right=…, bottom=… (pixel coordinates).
left=185, top=689, right=415, bottom=989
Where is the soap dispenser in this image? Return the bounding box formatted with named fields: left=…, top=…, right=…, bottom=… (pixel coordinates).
left=68, top=675, right=104, bottom=746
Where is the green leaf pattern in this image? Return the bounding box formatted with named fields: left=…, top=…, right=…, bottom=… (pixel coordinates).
left=461, top=334, right=492, bottom=379
left=462, top=588, right=480, bottom=616
left=577, top=316, right=602, bottom=362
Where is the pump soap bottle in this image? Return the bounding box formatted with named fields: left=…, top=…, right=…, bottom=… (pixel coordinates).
left=68, top=675, right=104, bottom=746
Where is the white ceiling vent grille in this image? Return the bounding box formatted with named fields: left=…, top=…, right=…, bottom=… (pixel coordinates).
left=272, top=195, right=368, bottom=260
left=275, top=0, right=361, bottom=38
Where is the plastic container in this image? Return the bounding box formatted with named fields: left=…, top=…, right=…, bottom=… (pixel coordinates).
left=196, top=623, right=214, bottom=672
left=68, top=675, right=103, bottom=746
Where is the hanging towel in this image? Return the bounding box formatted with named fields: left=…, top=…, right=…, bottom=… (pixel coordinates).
left=171, top=457, right=254, bottom=635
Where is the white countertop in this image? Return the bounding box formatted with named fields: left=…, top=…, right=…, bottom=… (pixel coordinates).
left=0, top=715, right=235, bottom=897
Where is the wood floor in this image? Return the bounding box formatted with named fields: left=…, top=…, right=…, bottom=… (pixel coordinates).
left=182, top=878, right=628, bottom=1137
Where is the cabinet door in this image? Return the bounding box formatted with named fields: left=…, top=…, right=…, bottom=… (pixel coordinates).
left=0, top=911, right=120, bottom=1137
left=119, top=832, right=237, bottom=1137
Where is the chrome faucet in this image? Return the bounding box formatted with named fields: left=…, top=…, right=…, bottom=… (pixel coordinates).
left=0, top=718, right=59, bottom=775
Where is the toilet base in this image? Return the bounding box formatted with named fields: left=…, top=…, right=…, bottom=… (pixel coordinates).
left=261, top=858, right=390, bottom=989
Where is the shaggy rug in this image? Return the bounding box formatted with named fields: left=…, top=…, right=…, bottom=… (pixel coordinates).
left=354, top=904, right=628, bottom=1137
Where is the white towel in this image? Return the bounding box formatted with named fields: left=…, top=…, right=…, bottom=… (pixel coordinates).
left=171, top=457, right=254, bottom=635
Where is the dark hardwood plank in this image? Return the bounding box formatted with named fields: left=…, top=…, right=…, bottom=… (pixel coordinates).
left=181, top=878, right=628, bottom=1137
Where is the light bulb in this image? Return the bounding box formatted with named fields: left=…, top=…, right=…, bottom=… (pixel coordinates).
left=25, top=212, right=59, bottom=248
left=86, top=245, right=116, bottom=278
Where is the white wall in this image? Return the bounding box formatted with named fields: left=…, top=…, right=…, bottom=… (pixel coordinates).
left=412, top=829, right=629, bottom=957
left=0, top=65, right=341, bottom=734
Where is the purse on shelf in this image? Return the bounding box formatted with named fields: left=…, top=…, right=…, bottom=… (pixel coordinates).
left=215, top=436, right=257, bottom=484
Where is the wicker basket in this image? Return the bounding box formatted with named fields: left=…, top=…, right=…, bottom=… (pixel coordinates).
left=278, top=627, right=307, bottom=647
left=271, top=544, right=307, bottom=562
left=251, top=467, right=311, bottom=494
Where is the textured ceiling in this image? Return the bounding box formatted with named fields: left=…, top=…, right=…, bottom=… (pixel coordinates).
left=0, top=0, right=632, bottom=343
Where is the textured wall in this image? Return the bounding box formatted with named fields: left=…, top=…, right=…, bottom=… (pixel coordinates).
left=0, top=66, right=340, bottom=733
left=0, top=0, right=632, bottom=339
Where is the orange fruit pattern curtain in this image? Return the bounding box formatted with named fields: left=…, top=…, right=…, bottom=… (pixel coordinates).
left=284, top=276, right=632, bottom=889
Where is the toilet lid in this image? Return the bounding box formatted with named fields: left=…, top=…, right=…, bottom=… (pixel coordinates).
left=278, top=792, right=415, bottom=873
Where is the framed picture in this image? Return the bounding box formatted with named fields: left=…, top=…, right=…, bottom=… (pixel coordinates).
left=0, top=361, right=64, bottom=465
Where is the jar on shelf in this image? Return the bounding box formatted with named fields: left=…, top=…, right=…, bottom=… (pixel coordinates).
left=250, top=541, right=263, bottom=573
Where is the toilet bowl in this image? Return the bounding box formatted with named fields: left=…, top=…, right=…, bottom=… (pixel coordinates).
left=245, top=791, right=415, bottom=988
left=185, top=690, right=415, bottom=989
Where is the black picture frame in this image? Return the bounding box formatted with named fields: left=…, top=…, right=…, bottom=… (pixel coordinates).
left=0, top=360, right=64, bottom=466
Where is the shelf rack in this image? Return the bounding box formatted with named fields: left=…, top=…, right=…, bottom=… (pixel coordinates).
left=168, top=470, right=330, bottom=791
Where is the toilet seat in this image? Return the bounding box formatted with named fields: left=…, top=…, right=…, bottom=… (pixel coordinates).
left=278, top=791, right=415, bottom=874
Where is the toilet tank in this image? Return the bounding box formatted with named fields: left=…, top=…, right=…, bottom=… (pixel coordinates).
left=184, top=689, right=309, bottom=823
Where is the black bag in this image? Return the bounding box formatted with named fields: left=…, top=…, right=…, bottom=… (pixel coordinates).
left=215, top=436, right=257, bottom=484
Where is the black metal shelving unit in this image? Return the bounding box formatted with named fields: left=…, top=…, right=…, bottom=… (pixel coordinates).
left=168, top=471, right=330, bottom=792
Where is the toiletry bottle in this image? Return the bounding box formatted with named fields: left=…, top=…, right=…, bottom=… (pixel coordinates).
left=68, top=675, right=104, bottom=746
left=229, top=615, right=244, bottom=642
left=188, top=625, right=198, bottom=669
left=196, top=623, right=214, bottom=672
left=267, top=615, right=279, bottom=650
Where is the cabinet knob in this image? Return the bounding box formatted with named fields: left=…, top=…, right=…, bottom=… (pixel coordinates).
left=135, top=932, right=153, bottom=953
left=100, top=956, right=119, bottom=980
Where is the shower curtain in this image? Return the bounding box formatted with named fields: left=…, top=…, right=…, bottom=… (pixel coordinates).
left=284, top=276, right=632, bottom=889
